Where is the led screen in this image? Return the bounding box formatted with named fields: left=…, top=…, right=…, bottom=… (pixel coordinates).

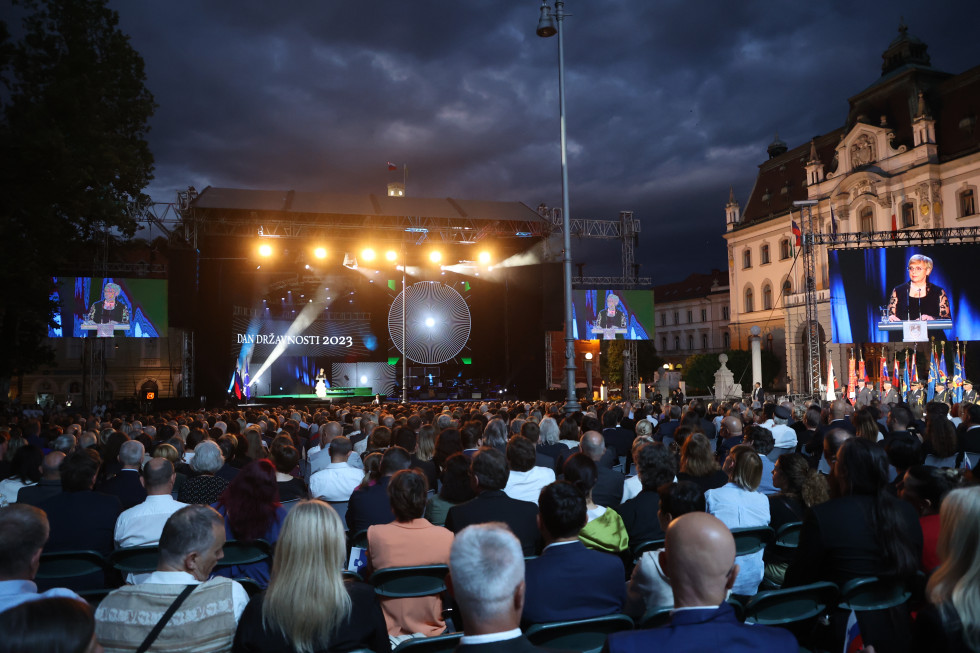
left=49, top=277, right=168, bottom=338
left=572, top=289, right=655, bottom=340
left=829, top=245, right=980, bottom=343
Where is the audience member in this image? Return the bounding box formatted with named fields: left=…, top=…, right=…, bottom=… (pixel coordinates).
left=562, top=453, right=628, bottom=554
left=0, top=597, right=99, bottom=653
left=424, top=452, right=476, bottom=527
left=98, top=439, right=146, bottom=510
left=450, top=523, right=549, bottom=653
left=614, top=441, right=676, bottom=552
left=579, top=431, right=624, bottom=508
left=676, top=432, right=727, bottom=494
left=367, top=468, right=454, bottom=642
left=605, top=512, right=797, bottom=652
left=522, top=481, right=625, bottom=626
left=15, top=450, right=64, bottom=506
left=232, top=499, right=389, bottom=653
left=0, top=444, right=42, bottom=505
left=705, top=444, right=769, bottom=596
left=0, top=504, right=82, bottom=612
left=899, top=465, right=960, bottom=573
left=270, top=443, right=308, bottom=502
left=346, top=446, right=411, bottom=533
left=624, top=481, right=705, bottom=617
left=309, top=436, right=362, bottom=502
left=177, top=440, right=229, bottom=505
left=763, top=453, right=828, bottom=586
left=445, top=448, right=539, bottom=555
left=113, top=458, right=185, bottom=549
left=95, top=505, right=248, bottom=651
left=394, top=426, right=439, bottom=491
left=914, top=486, right=980, bottom=653
left=503, top=436, right=556, bottom=505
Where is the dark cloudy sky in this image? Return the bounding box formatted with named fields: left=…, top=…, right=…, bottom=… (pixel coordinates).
left=103, top=0, right=978, bottom=282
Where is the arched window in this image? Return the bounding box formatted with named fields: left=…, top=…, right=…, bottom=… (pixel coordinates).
left=701, top=334, right=708, bottom=349
left=860, top=206, right=874, bottom=232
left=762, top=284, right=773, bottom=310
left=723, top=332, right=730, bottom=349
left=744, top=287, right=754, bottom=313
left=661, top=337, right=667, bottom=352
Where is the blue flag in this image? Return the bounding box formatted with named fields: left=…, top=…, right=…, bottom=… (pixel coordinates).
left=927, top=346, right=939, bottom=401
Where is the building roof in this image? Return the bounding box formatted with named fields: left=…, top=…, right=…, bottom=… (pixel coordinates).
left=735, top=28, right=980, bottom=230
left=654, top=269, right=728, bottom=304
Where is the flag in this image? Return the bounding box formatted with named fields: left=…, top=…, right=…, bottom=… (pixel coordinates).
left=387, top=161, right=398, bottom=171
left=953, top=342, right=965, bottom=403
left=910, top=346, right=919, bottom=390
left=848, top=350, right=857, bottom=401
left=880, top=354, right=889, bottom=392
left=243, top=358, right=250, bottom=401
left=858, top=349, right=867, bottom=384
left=903, top=350, right=911, bottom=401
left=792, top=220, right=802, bottom=248
left=891, top=210, right=898, bottom=239
left=893, top=356, right=901, bottom=389
left=937, top=340, right=949, bottom=382
left=830, top=206, right=838, bottom=239
left=827, top=356, right=837, bottom=401
left=928, top=344, right=939, bottom=401
left=844, top=609, right=864, bottom=653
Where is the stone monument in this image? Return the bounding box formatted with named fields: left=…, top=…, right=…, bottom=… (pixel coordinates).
left=713, top=353, right=742, bottom=400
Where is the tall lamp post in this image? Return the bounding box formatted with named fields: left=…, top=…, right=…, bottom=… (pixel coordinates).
left=537, top=0, right=579, bottom=413
left=584, top=352, right=593, bottom=401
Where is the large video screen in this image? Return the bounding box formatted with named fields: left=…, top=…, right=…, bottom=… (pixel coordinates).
left=571, top=289, right=655, bottom=340
left=49, top=277, right=168, bottom=338
left=829, top=245, right=980, bottom=343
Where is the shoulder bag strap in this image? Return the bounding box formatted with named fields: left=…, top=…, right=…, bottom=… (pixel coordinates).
left=135, top=584, right=197, bottom=653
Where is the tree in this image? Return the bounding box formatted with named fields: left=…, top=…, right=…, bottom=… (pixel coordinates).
left=0, top=0, right=155, bottom=396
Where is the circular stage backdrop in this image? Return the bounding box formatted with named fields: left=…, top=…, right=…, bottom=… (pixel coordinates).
left=388, top=282, right=471, bottom=365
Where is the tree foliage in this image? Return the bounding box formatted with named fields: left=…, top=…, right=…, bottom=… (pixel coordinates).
left=682, top=349, right=782, bottom=396
left=0, top=0, right=155, bottom=387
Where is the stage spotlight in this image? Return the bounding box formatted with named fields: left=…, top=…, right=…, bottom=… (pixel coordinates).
left=478, top=251, right=491, bottom=264
left=429, top=251, right=442, bottom=263
left=313, top=247, right=327, bottom=259
left=385, top=250, right=397, bottom=261
left=258, top=243, right=273, bottom=257
left=360, top=375, right=368, bottom=384
left=362, top=248, right=377, bottom=262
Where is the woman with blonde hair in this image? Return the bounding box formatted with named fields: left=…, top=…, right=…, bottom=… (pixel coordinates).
left=914, top=485, right=980, bottom=652
left=233, top=500, right=389, bottom=653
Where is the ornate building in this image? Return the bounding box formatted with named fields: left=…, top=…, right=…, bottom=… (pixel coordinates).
left=653, top=269, right=730, bottom=368
left=724, top=24, right=980, bottom=391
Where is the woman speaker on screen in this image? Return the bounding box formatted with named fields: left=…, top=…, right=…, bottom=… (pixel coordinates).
left=888, top=254, right=951, bottom=322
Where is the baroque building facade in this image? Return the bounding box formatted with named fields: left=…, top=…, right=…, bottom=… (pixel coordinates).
left=724, top=25, right=980, bottom=392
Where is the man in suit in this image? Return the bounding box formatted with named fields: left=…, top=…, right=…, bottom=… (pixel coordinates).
left=450, top=523, right=550, bottom=653
left=522, top=482, right=625, bottom=626
left=958, top=403, right=980, bottom=468
left=604, top=512, right=797, bottom=653
left=656, top=405, right=681, bottom=442
left=715, top=416, right=743, bottom=461
left=614, top=442, right=676, bottom=550
left=882, top=405, right=919, bottom=449
left=909, top=381, right=926, bottom=408
left=934, top=382, right=950, bottom=405
left=445, top=448, right=539, bottom=556
left=98, top=439, right=147, bottom=510
left=346, top=446, right=411, bottom=533
left=855, top=380, right=874, bottom=408
left=601, top=407, right=633, bottom=459
left=751, top=382, right=764, bottom=404
left=880, top=381, right=899, bottom=406
left=16, top=451, right=65, bottom=506
left=580, top=431, right=624, bottom=508
left=520, top=422, right=555, bottom=470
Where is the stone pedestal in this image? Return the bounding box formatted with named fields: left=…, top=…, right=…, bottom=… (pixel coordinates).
left=750, top=326, right=762, bottom=389
left=713, top=354, right=742, bottom=400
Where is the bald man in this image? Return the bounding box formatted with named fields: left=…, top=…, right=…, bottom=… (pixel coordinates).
left=715, top=416, right=743, bottom=461
left=603, top=513, right=797, bottom=653
left=17, top=451, right=65, bottom=506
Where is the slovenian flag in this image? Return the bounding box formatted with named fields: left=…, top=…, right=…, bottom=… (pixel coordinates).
left=387, top=161, right=398, bottom=171
left=792, top=220, right=802, bottom=247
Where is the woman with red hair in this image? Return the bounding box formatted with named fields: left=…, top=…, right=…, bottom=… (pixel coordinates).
left=212, top=458, right=287, bottom=588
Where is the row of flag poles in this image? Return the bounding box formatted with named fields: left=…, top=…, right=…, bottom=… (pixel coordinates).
left=828, top=340, right=967, bottom=403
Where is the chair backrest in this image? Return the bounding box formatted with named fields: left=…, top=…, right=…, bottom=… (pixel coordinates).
left=108, top=545, right=160, bottom=575
left=348, top=529, right=368, bottom=550
left=216, top=539, right=272, bottom=569
left=637, top=604, right=672, bottom=630
left=35, top=550, right=106, bottom=581
left=838, top=576, right=911, bottom=612
left=773, top=521, right=803, bottom=548
left=632, top=538, right=665, bottom=559
left=280, top=499, right=301, bottom=514
left=391, top=632, right=463, bottom=653
left=370, top=564, right=449, bottom=599
left=730, top=526, right=774, bottom=555
left=232, top=577, right=264, bottom=597
left=328, top=500, right=349, bottom=526
left=742, top=581, right=839, bottom=626
left=525, top=613, right=635, bottom=653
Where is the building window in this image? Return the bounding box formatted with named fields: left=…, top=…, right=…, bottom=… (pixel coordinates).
left=762, top=284, right=773, bottom=310
left=687, top=335, right=694, bottom=350
left=700, top=308, right=707, bottom=322
left=686, top=310, right=693, bottom=323
left=674, top=336, right=680, bottom=350
left=860, top=206, right=874, bottom=233
left=722, top=306, right=729, bottom=320
left=673, top=311, right=679, bottom=325
left=779, top=239, right=791, bottom=260
left=743, top=249, right=751, bottom=269
left=702, top=334, right=708, bottom=349
left=744, top=287, right=754, bottom=313
left=661, top=314, right=667, bottom=326
left=782, top=279, right=792, bottom=302
left=723, top=332, right=730, bottom=349
left=960, top=189, right=977, bottom=217
left=661, top=337, right=667, bottom=352
left=901, top=202, right=916, bottom=228
left=761, top=244, right=771, bottom=265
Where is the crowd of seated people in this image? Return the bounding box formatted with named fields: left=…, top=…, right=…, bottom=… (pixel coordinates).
left=0, top=393, right=978, bottom=652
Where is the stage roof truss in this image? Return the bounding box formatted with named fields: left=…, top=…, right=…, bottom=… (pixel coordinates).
left=814, top=227, right=980, bottom=247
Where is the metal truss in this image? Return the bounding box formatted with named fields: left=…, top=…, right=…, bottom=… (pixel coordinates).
left=813, top=227, right=980, bottom=247
left=573, top=276, right=653, bottom=286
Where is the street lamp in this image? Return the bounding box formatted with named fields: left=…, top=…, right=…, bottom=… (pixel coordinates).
left=584, top=351, right=593, bottom=401
left=537, top=0, right=579, bottom=414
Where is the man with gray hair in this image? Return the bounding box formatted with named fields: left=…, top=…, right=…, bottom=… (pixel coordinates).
left=52, top=433, right=76, bottom=455
left=99, top=439, right=146, bottom=510
left=450, top=523, right=549, bottom=653
left=96, top=505, right=248, bottom=651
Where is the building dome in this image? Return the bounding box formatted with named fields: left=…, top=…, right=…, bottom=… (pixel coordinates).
left=767, top=133, right=788, bottom=159
left=881, top=20, right=931, bottom=76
